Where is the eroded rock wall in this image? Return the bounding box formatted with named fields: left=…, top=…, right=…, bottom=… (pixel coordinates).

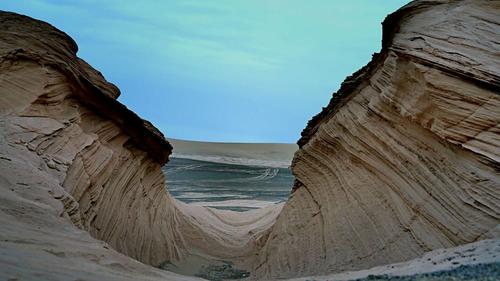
left=254, top=0, right=500, bottom=279
left=1, top=1, right=499, bottom=280
left=0, top=12, right=185, bottom=266
left=0, top=11, right=279, bottom=280
left=0, top=12, right=201, bottom=280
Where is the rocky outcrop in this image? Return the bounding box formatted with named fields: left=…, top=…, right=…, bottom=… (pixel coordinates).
left=253, top=0, right=500, bottom=279
left=0, top=10, right=187, bottom=266
left=1, top=1, right=499, bottom=280
left=0, top=11, right=278, bottom=280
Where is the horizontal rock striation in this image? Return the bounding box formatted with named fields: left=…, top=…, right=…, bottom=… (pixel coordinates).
left=254, top=0, right=500, bottom=279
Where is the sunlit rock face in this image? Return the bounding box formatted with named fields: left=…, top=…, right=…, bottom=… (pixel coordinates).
left=254, top=0, right=500, bottom=279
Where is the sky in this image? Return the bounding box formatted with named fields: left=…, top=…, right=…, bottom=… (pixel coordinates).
left=2, top=0, right=409, bottom=143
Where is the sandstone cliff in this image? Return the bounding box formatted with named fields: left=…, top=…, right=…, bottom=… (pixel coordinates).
left=1, top=0, right=499, bottom=280
left=0, top=11, right=276, bottom=280
left=253, top=0, right=500, bottom=279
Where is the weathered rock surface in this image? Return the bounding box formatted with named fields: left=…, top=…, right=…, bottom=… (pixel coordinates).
left=253, top=0, right=500, bottom=279
left=1, top=0, right=499, bottom=280
left=0, top=11, right=278, bottom=281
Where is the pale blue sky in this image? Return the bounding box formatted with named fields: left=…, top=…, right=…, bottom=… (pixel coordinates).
left=2, top=1, right=409, bottom=143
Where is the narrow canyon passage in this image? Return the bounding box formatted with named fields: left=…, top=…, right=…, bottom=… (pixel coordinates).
left=0, top=1, right=499, bottom=281
left=159, top=155, right=296, bottom=278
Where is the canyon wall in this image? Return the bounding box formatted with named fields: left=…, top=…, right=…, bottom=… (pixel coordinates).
left=1, top=1, right=499, bottom=280
left=253, top=0, right=500, bottom=279
left=0, top=11, right=276, bottom=280
left=0, top=10, right=189, bottom=267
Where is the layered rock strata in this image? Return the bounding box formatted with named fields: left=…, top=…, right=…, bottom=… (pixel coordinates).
left=1, top=0, right=500, bottom=280
left=0, top=11, right=277, bottom=280
left=254, top=0, right=500, bottom=279
left=0, top=10, right=186, bottom=266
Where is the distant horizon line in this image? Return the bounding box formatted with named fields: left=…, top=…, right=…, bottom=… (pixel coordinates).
left=167, top=137, right=297, bottom=146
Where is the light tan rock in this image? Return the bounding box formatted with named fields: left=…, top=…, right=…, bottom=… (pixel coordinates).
left=1, top=0, right=499, bottom=280
left=253, top=0, right=500, bottom=279
left=0, top=11, right=277, bottom=280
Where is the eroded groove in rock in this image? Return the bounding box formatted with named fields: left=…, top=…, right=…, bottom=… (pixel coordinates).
left=254, top=0, right=500, bottom=279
